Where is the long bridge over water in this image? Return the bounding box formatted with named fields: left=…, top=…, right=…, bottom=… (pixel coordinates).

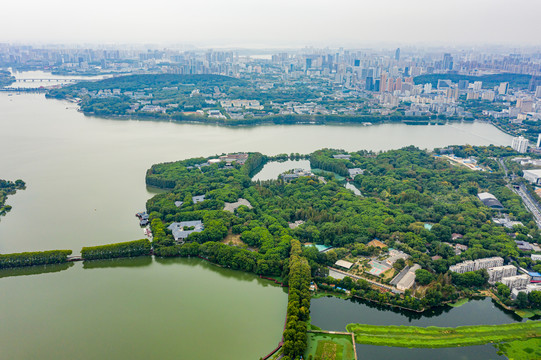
left=15, top=78, right=82, bottom=82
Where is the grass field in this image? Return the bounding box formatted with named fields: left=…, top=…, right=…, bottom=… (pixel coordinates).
left=514, top=309, right=541, bottom=319
left=304, top=332, right=355, bottom=360
left=497, top=338, right=541, bottom=360
left=345, top=321, right=541, bottom=348
left=448, top=298, right=469, bottom=308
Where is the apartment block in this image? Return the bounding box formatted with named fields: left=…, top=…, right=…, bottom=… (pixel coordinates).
left=487, top=265, right=517, bottom=284
left=501, top=274, right=531, bottom=290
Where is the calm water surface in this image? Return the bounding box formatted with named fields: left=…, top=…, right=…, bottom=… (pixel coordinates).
left=0, top=88, right=515, bottom=359
left=311, top=296, right=520, bottom=360
left=0, top=257, right=288, bottom=360
left=252, top=159, right=311, bottom=181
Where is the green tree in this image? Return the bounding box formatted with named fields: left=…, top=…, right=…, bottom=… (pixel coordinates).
left=515, top=292, right=529, bottom=309
left=528, top=290, right=541, bottom=308
left=416, top=269, right=434, bottom=286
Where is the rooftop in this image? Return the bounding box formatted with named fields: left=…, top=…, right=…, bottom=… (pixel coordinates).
left=335, top=259, right=354, bottom=269
left=192, top=195, right=206, bottom=203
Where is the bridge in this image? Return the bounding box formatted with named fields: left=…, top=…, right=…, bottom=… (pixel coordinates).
left=16, top=78, right=81, bottom=82
left=0, top=87, right=48, bottom=92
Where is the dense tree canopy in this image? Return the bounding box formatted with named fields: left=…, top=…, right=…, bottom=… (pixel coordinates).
left=143, top=146, right=538, bottom=316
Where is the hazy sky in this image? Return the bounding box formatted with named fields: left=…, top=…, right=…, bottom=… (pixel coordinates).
left=3, top=0, right=540, bottom=47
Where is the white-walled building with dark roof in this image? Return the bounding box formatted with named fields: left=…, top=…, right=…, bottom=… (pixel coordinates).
left=167, top=220, right=204, bottom=241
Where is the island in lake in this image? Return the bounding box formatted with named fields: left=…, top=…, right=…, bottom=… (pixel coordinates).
left=0, top=178, right=25, bottom=217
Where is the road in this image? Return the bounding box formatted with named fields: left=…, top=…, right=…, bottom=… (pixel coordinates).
left=497, top=157, right=541, bottom=229
left=512, top=183, right=541, bottom=229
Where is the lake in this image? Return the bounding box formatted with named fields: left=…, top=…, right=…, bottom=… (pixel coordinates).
left=0, top=83, right=515, bottom=359
left=311, top=296, right=520, bottom=360
left=0, top=257, right=288, bottom=360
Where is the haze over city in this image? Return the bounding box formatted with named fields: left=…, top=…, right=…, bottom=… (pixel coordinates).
left=2, top=0, right=541, bottom=46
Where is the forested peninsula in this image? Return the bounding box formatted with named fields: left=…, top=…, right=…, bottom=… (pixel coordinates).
left=0, top=179, right=25, bottom=216
left=142, top=145, right=541, bottom=358
left=47, top=74, right=468, bottom=126
left=0, top=70, right=15, bottom=88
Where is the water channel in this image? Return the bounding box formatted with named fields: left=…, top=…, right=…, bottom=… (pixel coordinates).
left=0, top=74, right=516, bottom=359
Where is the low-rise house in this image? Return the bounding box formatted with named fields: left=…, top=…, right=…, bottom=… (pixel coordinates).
left=516, top=240, right=534, bottom=251
left=385, top=249, right=409, bottom=266
left=219, top=153, right=249, bottom=164
left=167, top=220, right=204, bottom=242
left=280, top=168, right=313, bottom=182
left=192, top=195, right=206, bottom=203
left=333, top=154, right=351, bottom=160
left=348, top=168, right=364, bottom=177
left=288, top=220, right=305, bottom=229
left=223, top=198, right=253, bottom=212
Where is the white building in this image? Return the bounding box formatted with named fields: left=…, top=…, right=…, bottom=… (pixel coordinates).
left=396, top=264, right=421, bottom=291
left=498, top=82, right=509, bottom=95
left=511, top=136, right=529, bottom=153
left=474, top=257, right=505, bottom=270
left=501, top=274, right=531, bottom=290
left=487, top=265, right=517, bottom=284
left=449, top=260, right=475, bottom=273
left=511, top=283, right=541, bottom=299
left=449, top=257, right=504, bottom=274
left=523, top=169, right=541, bottom=185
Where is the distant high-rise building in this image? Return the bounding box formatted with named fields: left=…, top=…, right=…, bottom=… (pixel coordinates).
left=404, top=66, right=410, bottom=76
left=395, top=48, right=400, bottom=61
left=380, top=74, right=387, bottom=92
left=354, top=59, right=360, bottom=67
left=481, top=90, right=495, bottom=101
left=473, top=81, right=483, bottom=91
left=374, top=79, right=380, bottom=92
left=535, top=86, right=541, bottom=98
left=498, top=82, right=509, bottom=95
left=443, top=53, right=453, bottom=70
left=305, top=58, right=312, bottom=69
left=536, top=134, right=541, bottom=148
left=512, top=136, right=529, bottom=153
left=458, top=80, right=469, bottom=90
left=365, top=77, right=373, bottom=91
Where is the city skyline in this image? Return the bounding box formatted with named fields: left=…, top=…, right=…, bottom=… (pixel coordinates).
left=2, top=0, right=541, bottom=46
